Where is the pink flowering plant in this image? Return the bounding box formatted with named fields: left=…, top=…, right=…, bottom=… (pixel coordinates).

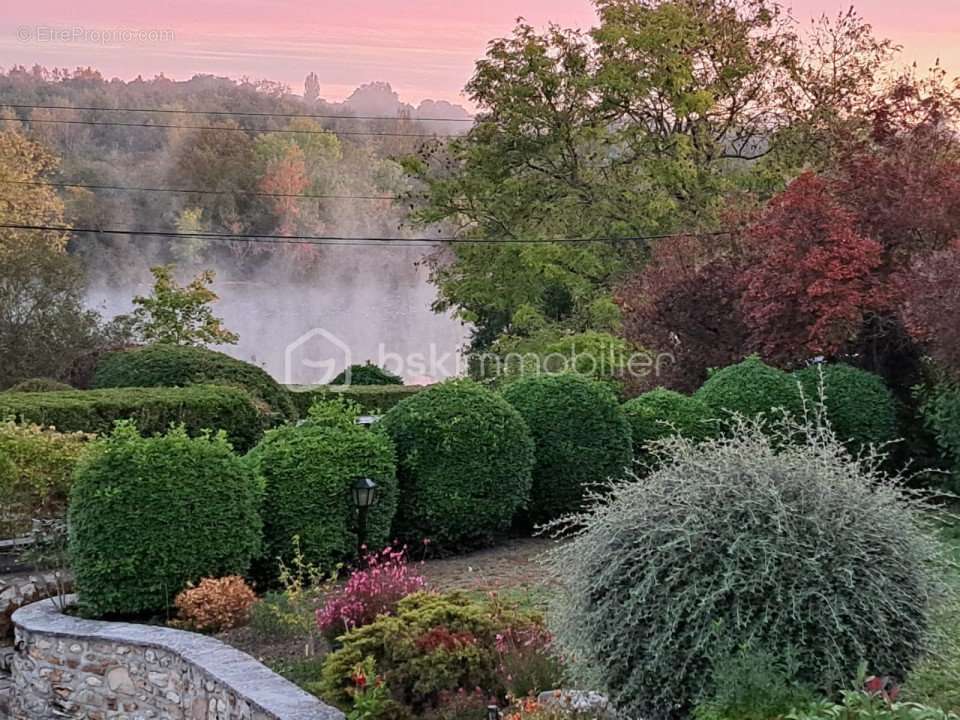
left=317, top=545, right=426, bottom=642
left=494, top=620, right=563, bottom=699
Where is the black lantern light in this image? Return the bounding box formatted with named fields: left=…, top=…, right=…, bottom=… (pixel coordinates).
left=352, top=477, right=379, bottom=563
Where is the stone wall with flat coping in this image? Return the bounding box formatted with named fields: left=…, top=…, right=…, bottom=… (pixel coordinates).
left=9, top=595, right=343, bottom=720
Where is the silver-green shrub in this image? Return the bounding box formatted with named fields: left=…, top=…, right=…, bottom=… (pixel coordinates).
left=545, top=413, right=951, bottom=720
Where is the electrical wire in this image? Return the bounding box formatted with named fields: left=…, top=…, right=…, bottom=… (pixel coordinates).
left=0, top=179, right=400, bottom=201
left=2, top=102, right=474, bottom=123
left=0, top=222, right=731, bottom=247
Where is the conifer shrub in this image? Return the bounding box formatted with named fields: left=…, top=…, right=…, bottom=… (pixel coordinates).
left=793, top=363, right=897, bottom=451
left=922, top=383, right=960, bottom=492
left=501, top=374, right=632, bottom=525
left=695, top=356, right=803, bottom=423
left=68, top=422, right=262, bottom=616
left=545, top=415, right=948, bottom=720
left=621, top=388, right=714, bottom=461
left=379, top=379, right=535, bottom=548
left=246, top=400, right=398, bottom=574
left=93, top=343, right=296, bottom=422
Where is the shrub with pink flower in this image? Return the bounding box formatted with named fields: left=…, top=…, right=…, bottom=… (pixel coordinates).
left=317, top=545, right=425, bottom=641
left=494, top=620, right=563, bottom=699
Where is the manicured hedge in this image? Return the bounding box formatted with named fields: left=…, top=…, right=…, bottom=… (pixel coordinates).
left=93, top=344, right=297, bottom=422
left=379, top=379, right=535, bottom=549
left=622, top=388, right=714, bottom=461
left=247, top=403, right=398, bottom=574
left=0, top=386, right=266, bottom=451
left=69, top=423, right=262, bottom=616
left=5, top=377, right=73, bottom=393
left=922, top=383, right=960, bottom=491
left=288, top=384, right=426, bottom=416
left=793, top=363, right=898, bottom=451
left=501, top=374, right=633, bottom=525
left=695, top=356, right=803, bottom=423
left=330, top=362, right=403, bottom=386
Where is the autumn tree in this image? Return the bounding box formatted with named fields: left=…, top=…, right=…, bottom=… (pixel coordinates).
left=617, top=234, right=749, bottom=391
left=0, top=130, right=109, bottom=388
left=406, top=0, right=897, bottom=350
left=132, top=265, right=239, bottom=347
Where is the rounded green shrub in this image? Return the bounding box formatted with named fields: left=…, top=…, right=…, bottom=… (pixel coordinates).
left=622, top=388, right=714, bottom=460
left=793, top=363, right=897, bottom=451
left=68, top=422, right=262, bottom=616
left=379, top=379, right=535, bottom=548
left=545, top=415, right=947, bottom=720
left=92, top=343, right=296, bottom=422
left=501, top=374, right=633, bottom=525
left=246, top=400, right=398, bottom=573
left=330, top=362, right=402, bottom=386
left=6, top=377, right=73, bottom=393
left=695, top=356, right=803, bottom=422
left=922, top=383, right=960, bottom=492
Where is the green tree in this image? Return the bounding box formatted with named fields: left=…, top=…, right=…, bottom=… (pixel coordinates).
left=0, top=130, right=110, bottom=388
left=132, top=265, right=239, bottom=347
left=405, top=0, right=895, bottom=350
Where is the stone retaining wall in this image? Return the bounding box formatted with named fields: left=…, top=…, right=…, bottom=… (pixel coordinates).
left=9, top=595, right=343, bottom=720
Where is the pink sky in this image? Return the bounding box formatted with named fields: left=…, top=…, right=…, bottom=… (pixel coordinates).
left=1, top=1, right=958, bottom=107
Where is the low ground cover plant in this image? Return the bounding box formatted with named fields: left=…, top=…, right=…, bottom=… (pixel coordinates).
left=545, top=412, right=950, bottom=720
left=69, top=422, right=262, bottom=616
left=320, top=591, right=560, bottom=719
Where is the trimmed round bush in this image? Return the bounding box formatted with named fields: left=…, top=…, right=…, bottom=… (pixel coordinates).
left=622, top=388, right=714, bottom=460
left=330, top=362, right=402, bottom=386
left=379, top=379, right=535, bottom=548
left=5, top=377, right=73, bottom=393
left=246, top=401, right=398, bottom=573
left=68, top=422, right=262, bottom=616
left=545, top=415, right=947, bottom=720
left=92, top=343, right=297, bottom=422
left=695, top=356, right=803, bottom=422
left=501, top=374, right=633, bottom=525
left=793, top=363, right=897, bottom=451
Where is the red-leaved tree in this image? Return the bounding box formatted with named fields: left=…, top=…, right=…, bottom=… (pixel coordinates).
left=739, top=172, right=888, bottom=367
left=617, top=235, right=749, bottom=392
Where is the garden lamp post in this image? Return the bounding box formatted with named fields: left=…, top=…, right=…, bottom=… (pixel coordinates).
left=352, top=477, right=379, bottom=564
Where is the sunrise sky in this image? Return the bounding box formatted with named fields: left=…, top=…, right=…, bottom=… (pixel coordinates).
left=0, top=0, right=958, bottom=108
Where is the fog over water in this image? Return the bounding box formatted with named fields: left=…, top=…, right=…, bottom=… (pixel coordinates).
left=85, top=245, right=469, bottom=385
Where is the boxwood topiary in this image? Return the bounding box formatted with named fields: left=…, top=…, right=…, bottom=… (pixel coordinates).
left=68, top=422, right=262, bottom=616
left=92, top=343, right=296, bottom=422
left=288, top=384, right=424, bottom=416
left=330, top=362, right=403, bottom=386
left=0, top=385, right=266, bottom=452
left=622, top=388, right=714, bottom=461
left=545, top=415, right=948, bottom=720
left=246, top=400, right=398, bottom=574
left=501, top=374, right=633, bottom=525
left=378, top=379, right=534, bottom=549
left=695, top=356, right=803, bottom=423
left=793, top=363, right=897, bottom=451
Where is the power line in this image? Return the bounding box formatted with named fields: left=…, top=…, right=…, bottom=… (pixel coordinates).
left=2, top=102, right=475, bottom=123
left=1, top=179, right=400, bottom=202
left=0, top=115, right=457, bottom=139
left=0, top=222, right=731, bottom=247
